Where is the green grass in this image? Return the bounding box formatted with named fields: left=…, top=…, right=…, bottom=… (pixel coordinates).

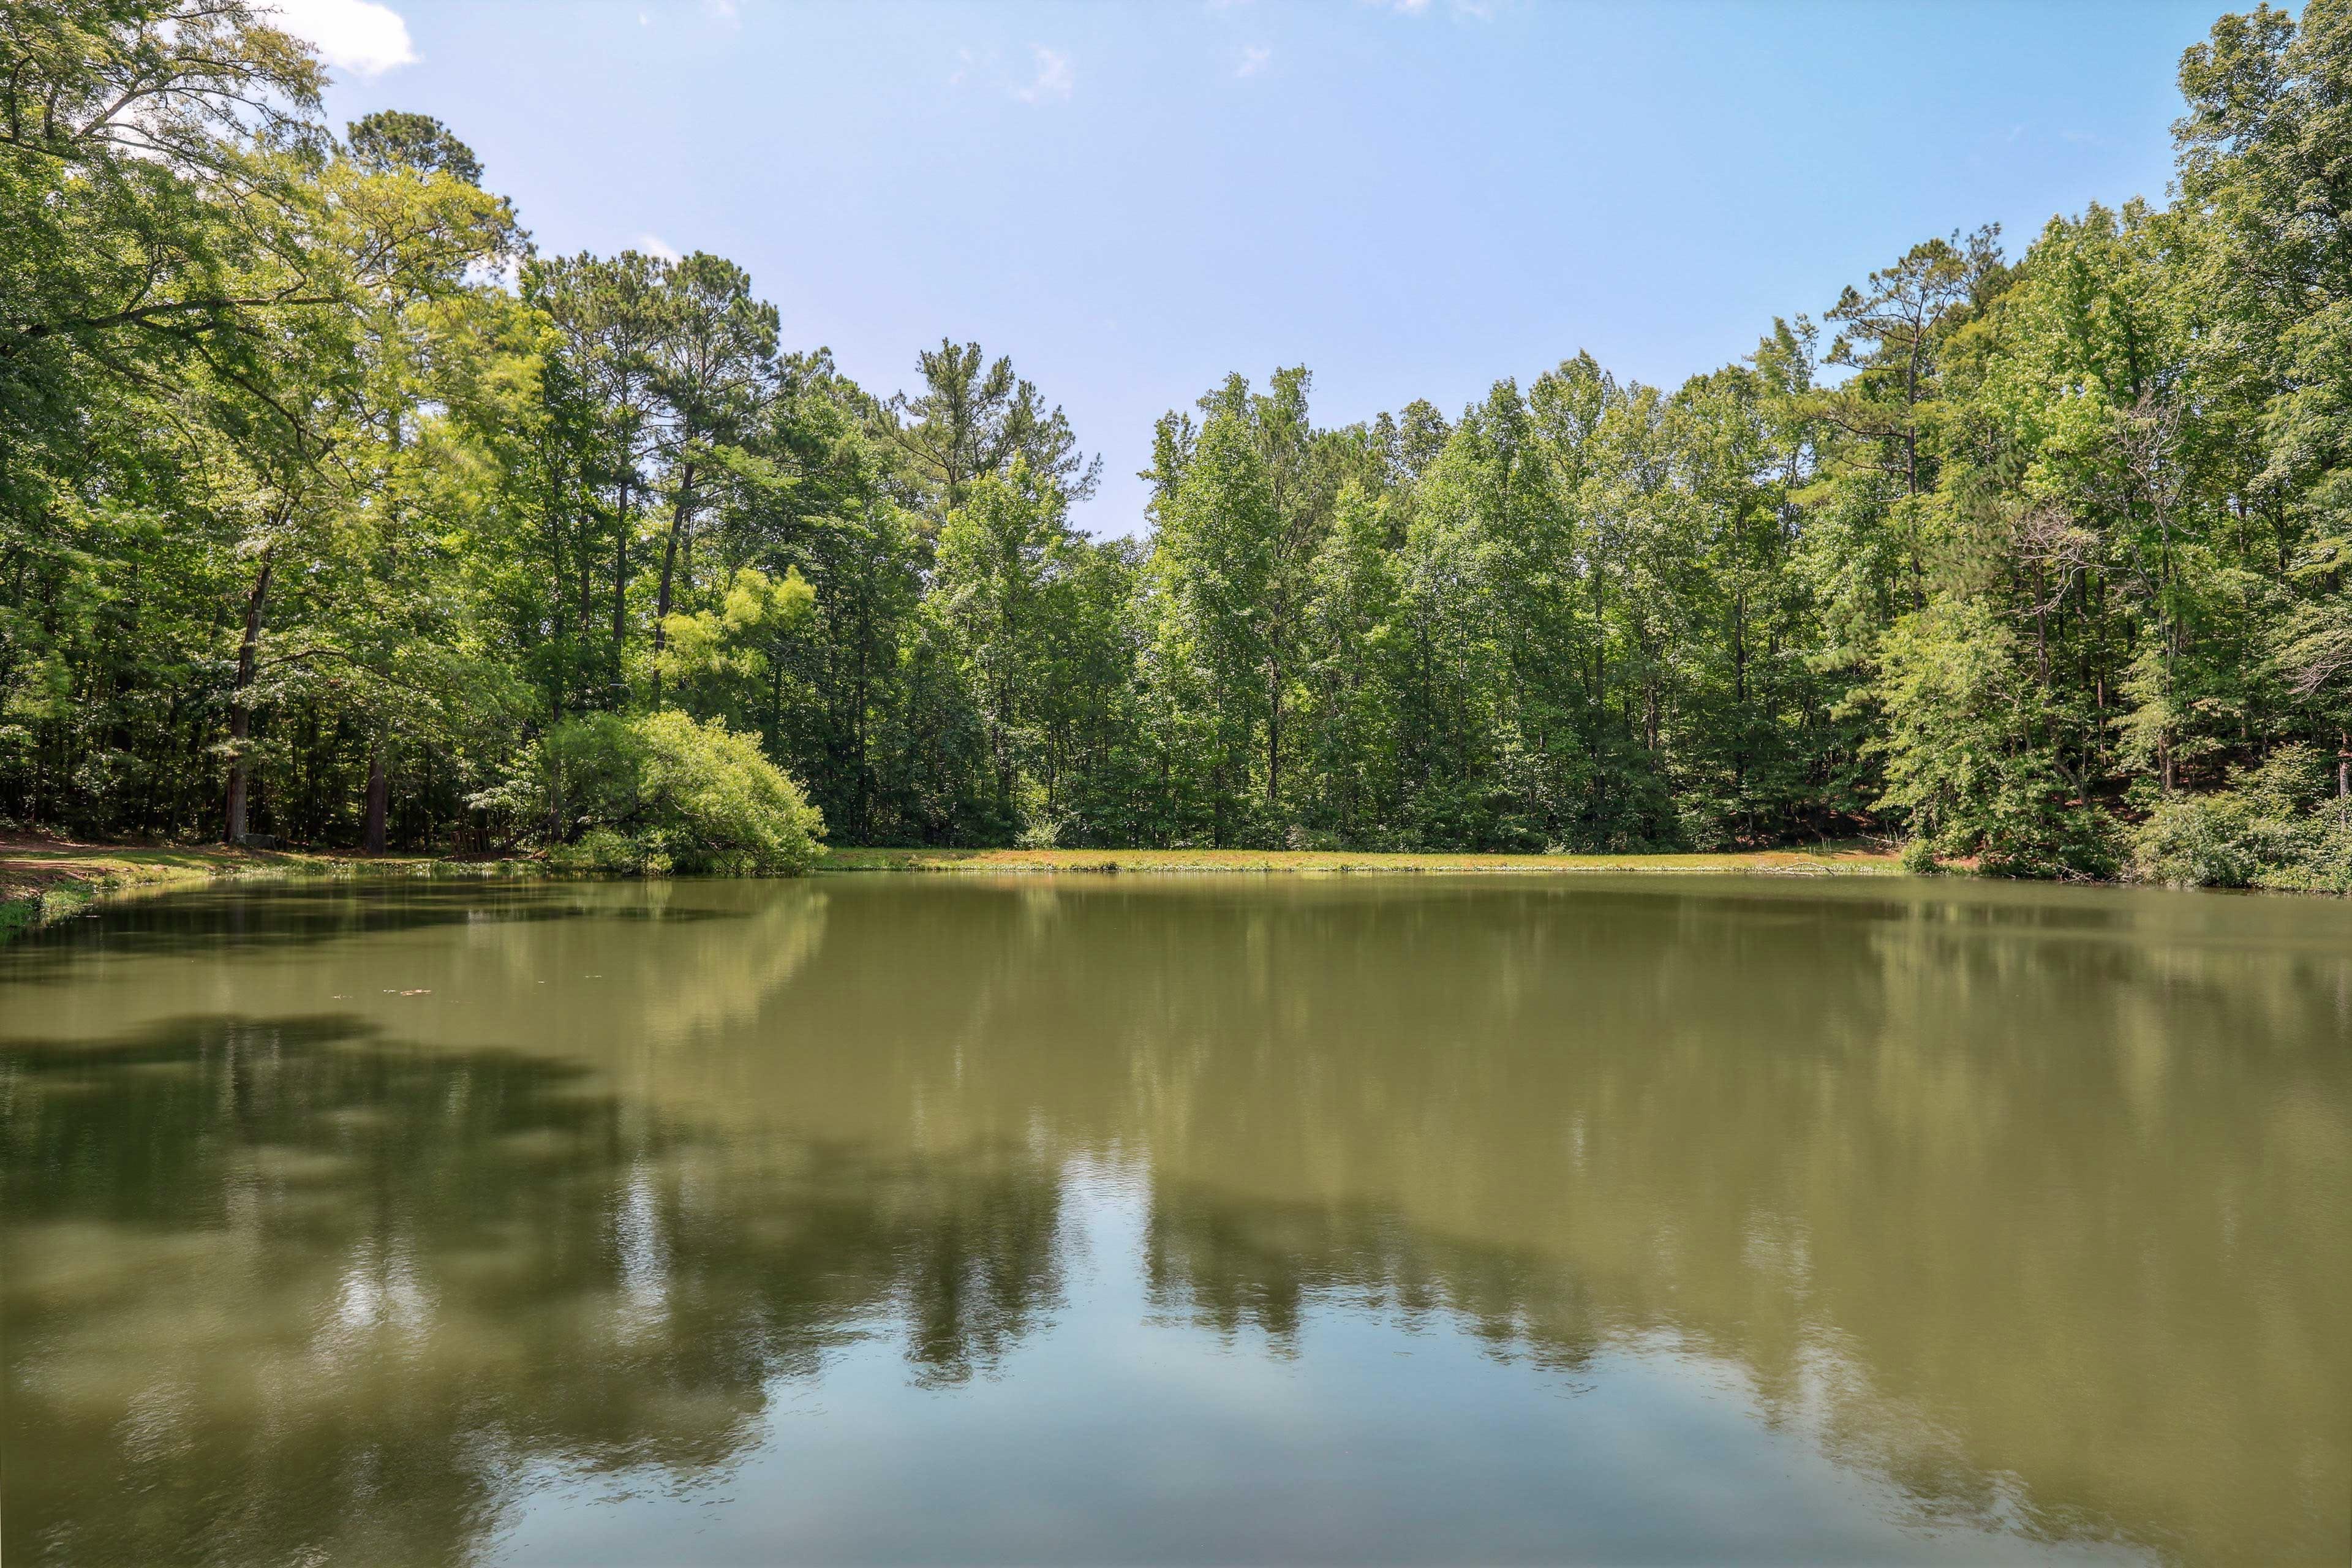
left=821, top=845, right=1901, bottom=876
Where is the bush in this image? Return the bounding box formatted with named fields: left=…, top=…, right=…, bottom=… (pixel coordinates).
left=526, top=710, right=824, bottom=875
left=549, top=826, right=668, bottom=877
left=1012, top=775, right=1066, bottom=849
left=636, top=710, right=825, bottom=872
left=1899, top=837, right=1942, bottom=875
left=2132, top=745, right=2351, bottom=892
left=2249, top=820, right=2352, bottom=894
left=2134, top=794, right=2263, bottom=888
left=1971, top=779, right=2123, bottom=881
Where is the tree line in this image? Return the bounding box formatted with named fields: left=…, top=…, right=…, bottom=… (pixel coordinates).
left=3, top=0, right=2346, bottom=885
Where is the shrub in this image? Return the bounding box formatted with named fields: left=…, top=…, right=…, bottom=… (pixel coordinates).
left=2134, top=794, right=2263, bottom=888
left=633, top=710, right=825, bottom=873
left=1972, top=777, right=2123, bottom=881
left=524, top=711, right=824, bottom=875
left=549, top=826, right=667, bottom=877
left=1012, top=775, right=1066, bottom=849
left=2131, top=745, right=2352, bottom=892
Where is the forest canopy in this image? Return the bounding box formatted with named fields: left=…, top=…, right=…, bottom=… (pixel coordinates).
left=2, top=0, right=2346, bottom=886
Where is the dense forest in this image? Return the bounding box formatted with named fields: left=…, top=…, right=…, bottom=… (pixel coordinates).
left=3, top=1, right=2347, bottom=884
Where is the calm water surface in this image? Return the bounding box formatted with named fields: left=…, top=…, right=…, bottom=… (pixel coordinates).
left=1, top=875, right=2346, bottom=1566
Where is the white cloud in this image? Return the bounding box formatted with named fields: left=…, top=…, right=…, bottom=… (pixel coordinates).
left=949, top=47, right=996, bottom=88
left=268, top=0, right=418, bottom=79
left=703, top=0, right=740, bottom=25
left=1363, top=0, right=1495, bottom=14
left=1235, top=44, right=1272, bottom=78
left=636, top=234, right=684, bottom=263
left=1013, top=45, right=1074, bottom=104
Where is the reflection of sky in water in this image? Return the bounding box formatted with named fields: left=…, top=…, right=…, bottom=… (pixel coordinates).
left=496, top=1160, right=2144, bottom=1567
left=615, top=1167, right=671, bottom=1338
left=326, top=1240, right=436, bottom=1344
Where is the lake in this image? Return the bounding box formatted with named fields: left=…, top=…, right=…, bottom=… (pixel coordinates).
left=2, top=875, right=2345, bottom=1565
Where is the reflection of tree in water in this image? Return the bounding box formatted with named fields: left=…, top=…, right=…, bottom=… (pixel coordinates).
left=1144, top=1188, right=1600, bottom=1373
left=0, top=881, right=594, bottom=976
left=0, top=1016, right=1063, bottom=1567
left=1134, top=1180, right=2165, bottom=1560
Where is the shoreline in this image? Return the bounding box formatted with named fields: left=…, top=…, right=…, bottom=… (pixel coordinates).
left=0, top=838, right=533, bottom=945
left=0, top=837, right=1912, bottom=944
left=8, top=835, right=2334, bottom=941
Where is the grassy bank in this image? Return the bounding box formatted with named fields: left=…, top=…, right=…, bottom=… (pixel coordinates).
left=823, top=845, right=1903, bottom=876
left=0, top=837, right=527, bottom=944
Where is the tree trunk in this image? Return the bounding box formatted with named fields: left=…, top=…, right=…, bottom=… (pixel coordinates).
left=546, top=745, right=566, bottom=847
left=363, top=744, right=389, bottom=854
left=223, top=552, right=274, bottom=844
left=579, top=493, right=596, bottom=642
left=1266, top=654, right=1282, bottom=805
left=995, top=679, right=1015, bottom=821
left=652, top=462, right=695, bottom=707
left=854, top=605, right=873, bottom=839
left=610, top=474, right=631, bottom=699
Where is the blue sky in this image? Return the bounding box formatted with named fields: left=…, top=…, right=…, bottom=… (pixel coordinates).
left=280, top=0, right=2237, bottom=534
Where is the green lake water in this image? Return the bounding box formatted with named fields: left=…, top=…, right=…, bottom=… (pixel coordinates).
left=1, top=875, right=2345, bottom=1565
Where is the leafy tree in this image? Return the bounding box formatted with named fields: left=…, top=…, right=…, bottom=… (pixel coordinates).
left=884, top=339, right=1101, bottom=521
left=933, top=459, right=1076, bottom=832
left=646, top=253, right=779, bottom=703
left=347, top=110, right=483, bottom=184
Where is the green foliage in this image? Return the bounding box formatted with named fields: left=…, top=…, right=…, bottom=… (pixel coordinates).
left=1899, top=838, right=1943, bottom=876
left=2133, top=746, right=2352, bottom=892
left=1870, top=601, right=2116, bottom=879
left=631, top=710, right=824, bottom=874
left=526, top=711, right=823, bottom=876
left=549, top=827, right=666, bottom=878
left=347, top=110, right=483, bottom=184
left=2, top=0, right=2346, bottom=892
